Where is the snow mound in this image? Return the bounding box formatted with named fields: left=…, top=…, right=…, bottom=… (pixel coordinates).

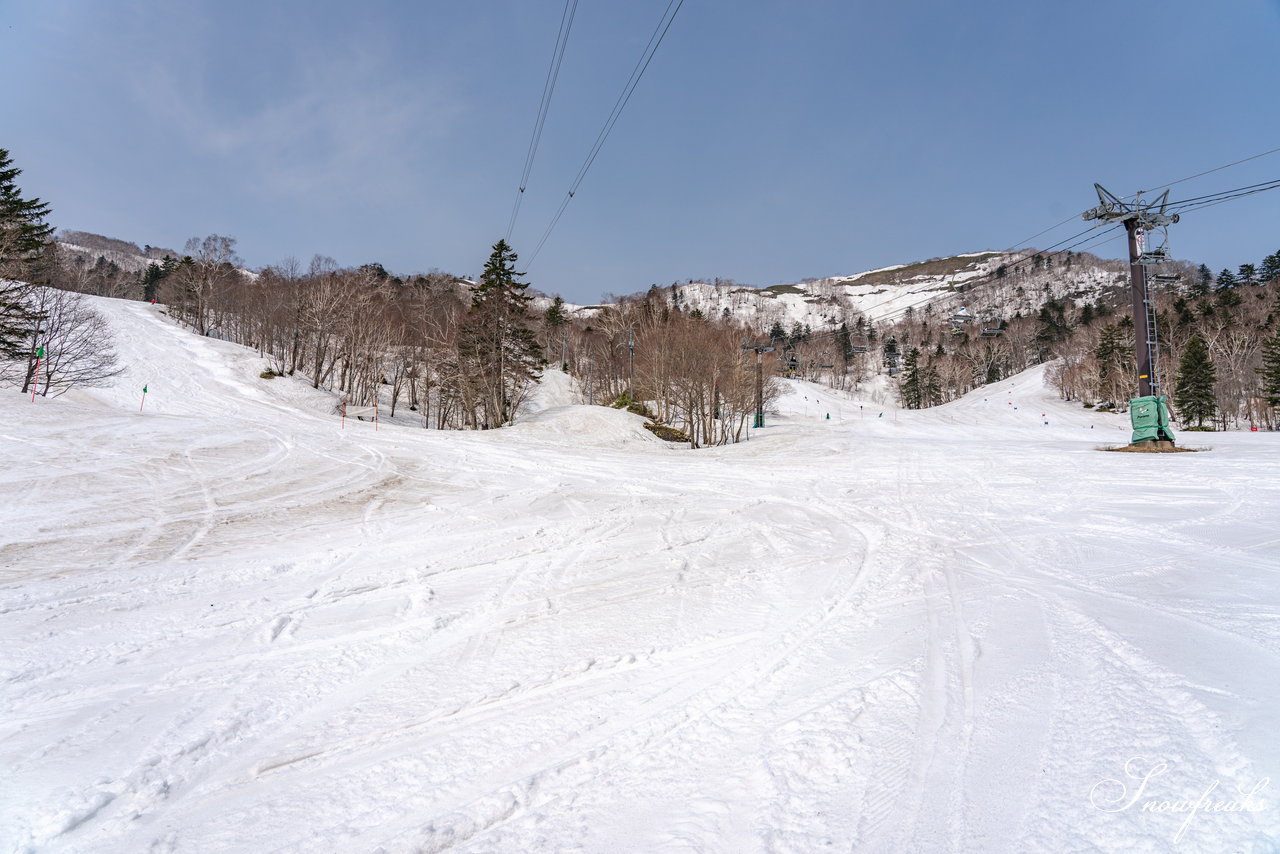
left=519, top=368, right=579, bottom=416
left=508, top=404, right=669, bottom=449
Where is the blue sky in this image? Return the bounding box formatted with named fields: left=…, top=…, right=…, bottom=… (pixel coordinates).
left=3, top=0, right=1279, bottom=303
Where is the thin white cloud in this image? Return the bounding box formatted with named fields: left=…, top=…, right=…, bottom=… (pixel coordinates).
left=128, top=29, right=461, bottom=200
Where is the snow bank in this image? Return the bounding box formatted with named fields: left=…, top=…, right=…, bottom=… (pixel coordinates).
left=509, top=403, right=669, bottom=450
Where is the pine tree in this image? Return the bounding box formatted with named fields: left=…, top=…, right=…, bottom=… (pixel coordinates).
left=1260, top=329, right=1280, bottom=409
left=457, top=240, right=544, bottom=427
left=0, top=148, right=54, bottom=358
left=1217, top=286, right=1242, bottom=311
left=900, top=347, right=923, bottom=408
left=1237, top=263, right=1258, bottom=286
left=1189, top=264, right=1213, bottom=298
left=922, top=358, right=942, bottom=406
left=140, top=257, right=180, bottom=302
left=1216, top=268, right=1238, bottom=290
left=1260, top=251, right=1280, bottom=285
left=1033, top=299, right=1069, bottom=360
left=1173, top=335, right=1217, bottom=427
left=544, top=295, right=567, bottom=328
left=835, top=322, right=854, bottom=362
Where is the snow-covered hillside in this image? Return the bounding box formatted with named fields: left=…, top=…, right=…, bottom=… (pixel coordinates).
left=3, top=297, right=1279, bottom=852
left=56, top=231, right=178, bottom=274
left=56, top=228, right=1132, bottom=336
left=667, top=251, right=1130, bottom=333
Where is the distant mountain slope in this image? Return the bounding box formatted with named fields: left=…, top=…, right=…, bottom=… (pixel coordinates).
left=664, top=250, right=1135, bottom=334
left=54, top=229, right=1142, bottom=335
left=57, top=229, right=178, bottom=273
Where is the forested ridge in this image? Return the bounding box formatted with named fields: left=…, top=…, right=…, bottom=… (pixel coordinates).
left=4, top=146, right=1278, bottom=434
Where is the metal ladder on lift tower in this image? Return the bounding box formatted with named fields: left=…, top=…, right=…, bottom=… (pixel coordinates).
left=1144, top=295, right=1161, bottom=394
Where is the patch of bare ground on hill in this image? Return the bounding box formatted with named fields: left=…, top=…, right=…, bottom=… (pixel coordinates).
left=842, top=253, right=1001, bottom=286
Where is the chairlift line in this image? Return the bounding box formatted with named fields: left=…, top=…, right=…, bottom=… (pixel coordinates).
left=1001, top=147, right=1280, bottom=258
left=528, top=0, right=686, bottom=266
left=505, top=0, right=580, bottom=242
left=731, top=160, right=1279, bottom=360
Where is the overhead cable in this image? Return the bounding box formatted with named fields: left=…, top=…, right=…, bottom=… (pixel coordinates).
left=528, top=0, right=685, bottom=265
left=506, top=0, right=580, bottom=242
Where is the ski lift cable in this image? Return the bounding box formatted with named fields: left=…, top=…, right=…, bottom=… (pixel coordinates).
left=566, top=0, right=683, bottom=197
left=1062, top=224, right=1127, bottom=256
left=1006, top=148, right=1280, bottom=251
left=528, top=0, right=685, bottom=266
left=506, top=0, right=581, bottom=242
left=1134, top=145, right=1280, bottom=198
left=1169, top=187, right=1280, bottom=218
left=1166, top=178, right=1280, bottom=213
left=777, top=169, right=1278, bottom=350
left=530, top=0, right=683, bottom=264
left=1006, top=213, right=1085, bottom=253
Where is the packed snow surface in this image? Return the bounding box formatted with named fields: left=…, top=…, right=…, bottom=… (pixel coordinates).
left=3, top=298, right=1280, bottom=853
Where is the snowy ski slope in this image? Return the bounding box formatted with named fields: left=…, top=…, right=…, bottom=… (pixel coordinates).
left=3, top=297, right=1279, bottom=853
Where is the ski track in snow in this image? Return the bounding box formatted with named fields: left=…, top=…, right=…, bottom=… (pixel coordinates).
left=2, top=297, right=1280, bottom=853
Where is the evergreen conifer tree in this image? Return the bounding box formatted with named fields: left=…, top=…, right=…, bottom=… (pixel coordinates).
left=457, top=240, right=544, bottom=427
left=544, top=295, right=567, bottom=328
left=1259, top=329, right=1280, bottom=410
left=1260, top=252, right=1280, bottom=285
left=900, top=347, right=922, bottom=408
left=0, top=148, right=54, bottom=358
left=922, top=358, right=942, bottom=406
left=1189, top=264, right=1213, bottom=298
left=835, top=322, right=854, bottom=362
left=1033, top=299, right=1069, bottom=360
left=1173, top=335, right=1217, bottom=427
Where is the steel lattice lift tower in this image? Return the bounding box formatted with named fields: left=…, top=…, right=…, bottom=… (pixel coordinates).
left=1082, top=184, right=1179, bottom=447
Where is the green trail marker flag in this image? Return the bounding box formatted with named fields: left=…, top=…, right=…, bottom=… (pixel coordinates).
left=31, top=346, right=45, bottom=402
left=140, top=384, right=148, bottom=412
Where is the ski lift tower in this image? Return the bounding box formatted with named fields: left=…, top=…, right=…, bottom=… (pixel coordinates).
left=1081, top=183, right=1178, bottom=447
left=742, top=342, right=775, bottom=428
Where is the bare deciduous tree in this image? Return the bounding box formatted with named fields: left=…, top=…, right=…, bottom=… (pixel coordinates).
left=1, top=287, right=122, bottom=396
